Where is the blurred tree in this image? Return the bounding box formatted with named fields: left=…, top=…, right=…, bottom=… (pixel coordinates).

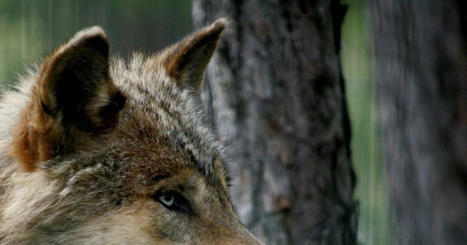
left=371, top=1, right=467, bottom=244
left=193, top=1, right=357, bottom=244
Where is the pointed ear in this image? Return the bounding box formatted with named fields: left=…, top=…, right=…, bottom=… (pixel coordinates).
left=9, top=26, right=125, bottom=171
left=159, top=18, right=226, bottom=91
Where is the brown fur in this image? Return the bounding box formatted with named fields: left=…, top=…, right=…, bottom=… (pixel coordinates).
left=0, top=20, right=263, bottom=244
left=9, top=28, right=122, bottom=172
left=157, top=19, right=226, bottom=90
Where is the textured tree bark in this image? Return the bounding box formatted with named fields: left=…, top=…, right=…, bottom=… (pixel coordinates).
left=371, top=1, right=467, bottom=244
left=193, top=1, right=357, bottom=244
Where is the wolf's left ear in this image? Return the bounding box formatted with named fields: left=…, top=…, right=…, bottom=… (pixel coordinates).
left=38, top=26, right=122, bottom=127
left=10, top=26, right=125, bottom=171
left=159, top=19, right=226, bottom=91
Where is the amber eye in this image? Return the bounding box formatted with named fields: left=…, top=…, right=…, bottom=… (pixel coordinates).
left=153, top=191, right=193, bottom=214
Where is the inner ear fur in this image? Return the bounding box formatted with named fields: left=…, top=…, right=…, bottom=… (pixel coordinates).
left=9, top=26, right=125, bottom=172
left=158, top=18, right=227, bottom=91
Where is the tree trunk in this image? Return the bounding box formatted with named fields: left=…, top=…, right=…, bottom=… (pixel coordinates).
left=371, top=1, right=467, bottom=244
left=193, top=1, right=357, bottom=244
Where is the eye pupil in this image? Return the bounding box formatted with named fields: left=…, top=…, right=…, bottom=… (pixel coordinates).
left=159, top=194, right=175, bottom=207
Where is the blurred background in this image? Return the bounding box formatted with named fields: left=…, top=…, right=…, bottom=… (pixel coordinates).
left=0, top=0, right=391, bottom=244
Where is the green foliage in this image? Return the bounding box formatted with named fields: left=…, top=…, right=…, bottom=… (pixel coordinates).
left=341, top=0, right=391, bottom=244
left=0, top=0, right=192, bottom=86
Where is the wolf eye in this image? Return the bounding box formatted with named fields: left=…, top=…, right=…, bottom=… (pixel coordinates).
left=154, top=191, right=193, bottom=214
left=159, top=194, right=175, bottom=207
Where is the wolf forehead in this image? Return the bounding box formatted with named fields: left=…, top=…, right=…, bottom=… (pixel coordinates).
left=109, top=54, right=224, bottom=179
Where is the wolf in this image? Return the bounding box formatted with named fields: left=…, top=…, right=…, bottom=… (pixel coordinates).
left=0, top=19, right=262, bottom=244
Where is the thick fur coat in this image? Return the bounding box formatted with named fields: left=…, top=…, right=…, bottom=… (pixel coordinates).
left=0, top=20, right=261, bottom=245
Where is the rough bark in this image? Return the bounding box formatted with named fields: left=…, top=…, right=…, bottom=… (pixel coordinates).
left=371, top=1, right=467, bottom=244
left=193, top=1, right=357, bottom=244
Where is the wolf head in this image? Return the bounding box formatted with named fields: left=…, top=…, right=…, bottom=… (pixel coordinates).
left=0, top=19, right=262, bottom=244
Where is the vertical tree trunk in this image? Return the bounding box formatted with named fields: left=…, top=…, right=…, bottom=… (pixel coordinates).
left=371, top=1, right=467, bottom=244
left=193, top=1, right=357, bottom=244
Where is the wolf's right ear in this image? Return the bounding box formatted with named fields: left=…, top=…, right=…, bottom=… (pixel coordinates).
left=157, top=19, right=226, bottom=91
left=10, top=26, right=125, bottom=171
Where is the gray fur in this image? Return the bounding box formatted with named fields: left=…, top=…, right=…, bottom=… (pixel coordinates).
left=0, top=23, right=262, bottom=245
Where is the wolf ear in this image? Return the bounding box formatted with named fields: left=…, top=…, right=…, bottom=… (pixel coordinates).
left=159, top=19, right=226, bottom=91
left=10, top=26, right=125, bottom=171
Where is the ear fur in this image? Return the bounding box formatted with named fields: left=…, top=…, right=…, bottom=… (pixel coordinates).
left=158, top=18, right=227, bottom=91
left=9, top=26, right=125, bottom=171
